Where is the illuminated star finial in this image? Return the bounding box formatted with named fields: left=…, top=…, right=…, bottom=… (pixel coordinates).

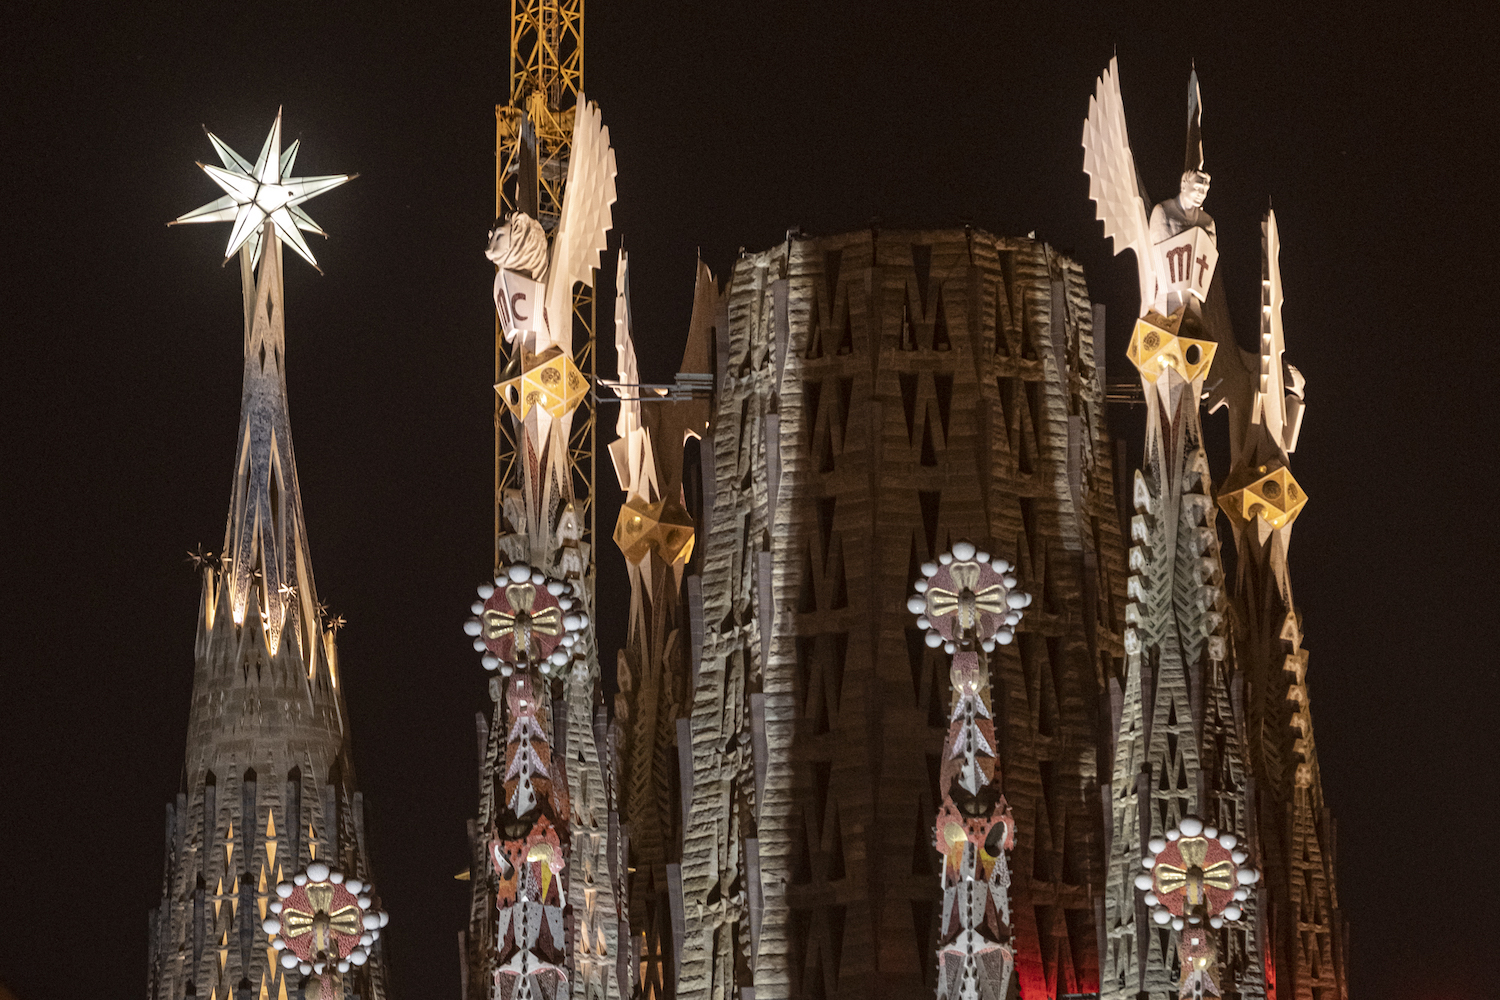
left=170, top=109, right=355, bottom=272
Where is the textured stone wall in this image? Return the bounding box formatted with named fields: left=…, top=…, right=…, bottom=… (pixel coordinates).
left=679, top=229, right=1127, bottom=1000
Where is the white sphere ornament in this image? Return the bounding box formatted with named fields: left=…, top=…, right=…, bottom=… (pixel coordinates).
left=329, top=871, right=344, bottom=884
left=349, top=949, right=369, bottom=967
left=993, top=558, right=1010, bottom=572
left=271, top=938, right=287, bottom=951
left=298, top=962, right=313, bottom=975
left=996, top=629, right=1014, bottom=645
left=477, top=583, right=494, bottom=599
left=1210, top=916, right=1224, bottom=929
left=1144, top=892, right=1159, bottom=906
left=925, top=632, right=943, bottom=648
left=470, top=601, right=484, bottom=615
left=1223, top=904, right=1243, bottom=921
left=1234, top=887, right=1249, bottom=901
left=1204, top=826, right=1219, bottom=839
left=1140, top=856, right=1155, bottom=869
left=472, top=637, right=487, bottom=651
left=981, top=639, right=996, bottom=652
left=914, top=579, right=929, bottom=593
left=531, top=570, right=545, bottom=585
left=280, top=953, right=299, bottom=970
left=1134, top=873, right=1153, bottom=891
left=363, top=912, right=381, bottom=930
left=293, top=873, right=308, bottom=886
left=360, top=932, right=374, bottom=947
left=921, top=561, right=939, bottom=577
left=1152, top=908, right=1172, bottom=925
left=563, top=613, right=581, bottom=630
left=276, top=882, right=295, bottom=899
left=338, top=961, right=350, bottom=974
left=977, top=551, right=991, bottom=563
left=916, top=616, right=931, bottom=630
left=378, top=911, right=389, bottom=928
left=1219, top=833, right=1238, bottom=850
left=269, top=901, right=283, bottom=914
left=307, top=861, right=330, bottom=882
left=1166, top=829, right=1181, bottom=842
left=1237, top=867, right=1257, bottom=885
left=1171, top=917, right=1184, bottom=931
left=938, top=552, right=954, bottom=565
left=482, top=655, right=500, bottom=671
left=549, top=649, right=570, bottom=666
left=1007, top=592, right=1028, bottom=609
left=1148, top=836, right=1168, bottom=855
left=547, top=580, right=565, bottom=595
left=500, top=663, right=514, bottom=676
left=953, top=541, right=976, bottom=560
left=508, top=563, right=531, bottom=582
left=943, top=641, right=957, bottom=654
left=1179, top=816, right=1204, bottom=836
left=262, top=917, right=282, bottom=934
left=907, top=595, right=927, bottom=614
left=357, top=895, right=372, bottom=908
left=1231, top=849, right=1249, bottom=865
left=345, top=879, right=363, bottom=894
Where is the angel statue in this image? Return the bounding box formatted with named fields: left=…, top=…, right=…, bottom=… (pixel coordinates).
left=1083, top=60, right=1220, bottom=324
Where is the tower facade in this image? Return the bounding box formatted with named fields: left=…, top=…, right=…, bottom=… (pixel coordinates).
left=607, top=252, right=717, bottom=1000
left=676, top=228, right=1128, bottom=1000
left=149, top=232, right=387, bottom=1000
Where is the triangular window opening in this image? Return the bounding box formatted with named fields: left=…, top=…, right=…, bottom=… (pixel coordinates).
left=900, top=292, right=917, bottom=352
left=837, top=304, right=854, bottom=356
left=920, top=412, right=938, bottom=467
left=835, top=377, right=854, bottom=449
left=932, top=294, right=952, bottom=352
left=934, top=373, right=953, bottom=437
left=912, top=245, right=933, bottom=310
left=899, top=372, right=918, bottom=442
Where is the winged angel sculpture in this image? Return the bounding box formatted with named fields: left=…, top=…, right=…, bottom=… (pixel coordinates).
left=482, top=95, right=618, bottom=555
left=486, top=96, right=618, bottom=355
left=1083, top=58, right=1219, bottom=323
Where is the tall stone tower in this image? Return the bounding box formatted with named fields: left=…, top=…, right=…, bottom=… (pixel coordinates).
left=1209, top=212, right=1346, bottom=1000
left=676, top=228, right=1128, bottom=1000
left=151, top=123, right=385, bottom=1000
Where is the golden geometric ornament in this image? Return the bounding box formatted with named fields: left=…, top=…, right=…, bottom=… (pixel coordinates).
left=495, top=349, right=588, bottom=420
left=1217, top=464, right=1307, bottom=530
left=613, top=497, right=695, bottom=565
left=1127, top=309, right=1216, bottom=384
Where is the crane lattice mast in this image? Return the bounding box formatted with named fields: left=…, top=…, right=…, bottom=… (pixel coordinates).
left=495, top=0, right=594, bottom=570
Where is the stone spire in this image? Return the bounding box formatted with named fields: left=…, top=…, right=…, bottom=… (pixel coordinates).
left=152, top=124, right=384, bottom=1000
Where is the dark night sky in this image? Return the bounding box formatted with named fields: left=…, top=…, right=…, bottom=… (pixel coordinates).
left=4, top=3, right=1498, bottom=999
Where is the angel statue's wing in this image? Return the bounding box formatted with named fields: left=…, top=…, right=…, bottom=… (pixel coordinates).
left=1082, top=57, right=1157, bottom=315
left=544, top=93, right=619, bottom=353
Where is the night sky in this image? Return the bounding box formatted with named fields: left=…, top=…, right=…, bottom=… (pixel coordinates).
left=5, top=3, right=1497, bottom=1000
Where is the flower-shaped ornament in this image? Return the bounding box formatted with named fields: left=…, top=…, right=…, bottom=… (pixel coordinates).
left=264, top=861, right=387, bottom=975
left=1135, top=816, right=1259, bottom=930
left=463, top=561, right=588, bottom=676
left=907, top=541, right=1031, bottom=654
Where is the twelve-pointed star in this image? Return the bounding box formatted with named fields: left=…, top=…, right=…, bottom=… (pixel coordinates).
left=171, top=109, right=355, bottom=271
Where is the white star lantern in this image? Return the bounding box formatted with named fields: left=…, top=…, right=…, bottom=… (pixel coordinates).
left=172, top=109, right=354, bottom=271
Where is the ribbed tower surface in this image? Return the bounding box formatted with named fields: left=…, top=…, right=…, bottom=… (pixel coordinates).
left=149, top=237, right=388, bottom=1000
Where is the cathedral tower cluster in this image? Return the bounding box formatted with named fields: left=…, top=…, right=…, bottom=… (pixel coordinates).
left=151, top=21, right=1345, bottom=1000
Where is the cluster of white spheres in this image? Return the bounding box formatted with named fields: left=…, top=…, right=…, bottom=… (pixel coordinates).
left=907, top=541, right=1031, bottom=653
left=462, top=561, right=588, bottom=677
left=263, top=863, right=388, bottom=974
left=1134, top=816, right=1258, bottom=930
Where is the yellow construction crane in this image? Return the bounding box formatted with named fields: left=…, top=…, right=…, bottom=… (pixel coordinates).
left=493, top=0, right=595, bottom=571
